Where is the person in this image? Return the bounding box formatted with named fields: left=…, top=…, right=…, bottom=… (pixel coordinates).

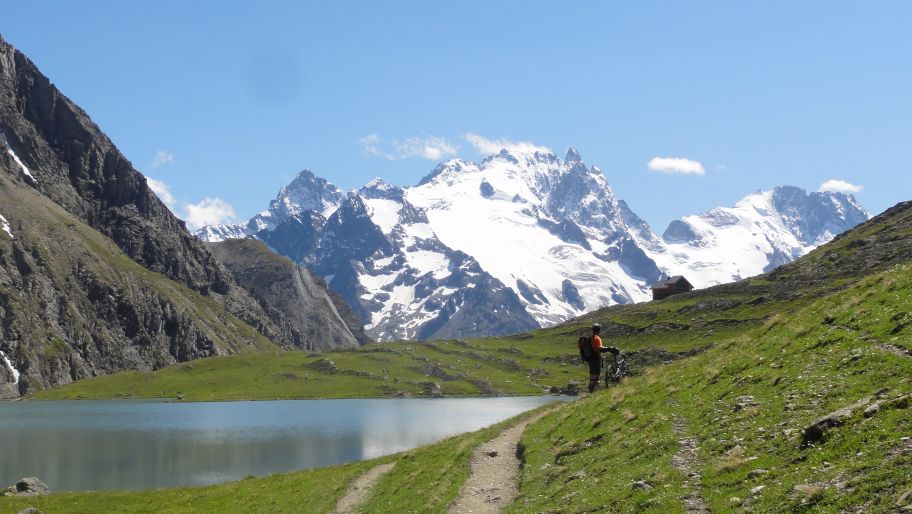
left=587, top=323, right=619, bottom=393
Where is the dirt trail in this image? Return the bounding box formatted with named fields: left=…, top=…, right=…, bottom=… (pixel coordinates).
left=875, top=343, right=912, bottom=358
left=669, top=401, right=710, bottom=513
left=449, top=409, right=554, bottom=514
left=333, top=462, right=395, bottom=514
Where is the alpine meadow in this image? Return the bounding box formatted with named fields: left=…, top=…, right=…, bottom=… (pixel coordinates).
left=1, top=3, right=911, bottom=513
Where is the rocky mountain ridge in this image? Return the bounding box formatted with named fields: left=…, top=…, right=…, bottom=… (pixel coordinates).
left=199, top=148, right=868, bottom=341
left=0, top=35, right=362, bottom=396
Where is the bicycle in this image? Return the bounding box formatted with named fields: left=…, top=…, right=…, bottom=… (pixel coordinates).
left=604, top=351, right=628, bottom=387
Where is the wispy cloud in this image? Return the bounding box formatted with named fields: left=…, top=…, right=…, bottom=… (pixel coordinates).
left=183, top=197, right=237, bottom=230
left=819, top=179, right=863, bottom=194
left=647, top=156, right=706, bottom=176
left=360, top=134, right=457, bottom=161
left=150, top=149, right=175, bottom=169
left=145, top=176, right=176, bottom=208
left=463, top=133, right=551, bottom=156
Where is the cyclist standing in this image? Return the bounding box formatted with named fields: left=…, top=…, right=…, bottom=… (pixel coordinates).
left=587, top=323, right=619, bottom=393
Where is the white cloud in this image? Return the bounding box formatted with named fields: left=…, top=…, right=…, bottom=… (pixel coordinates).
left=150, top=149, right=174, bottom=169
left=394, top=136, right=457, bottom=160
left=463, top=133, right=551, bottom=156
left=360, top=134, right=383, bottom=157
left=183, top=197, right=236, bottom=230
left=145, top=176, right=176, bottom=207
left=360, top=134, right=457, bottom=161
left=647, top=156, right=706, bottom=176
left=819, top=179, right=863, bottom=194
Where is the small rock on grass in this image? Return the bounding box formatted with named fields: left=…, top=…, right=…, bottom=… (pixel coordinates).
left=631, top=480, right=652, bottom=490
left=897, top=489, right=912, bottom=507
left=747, top=469, right=769, bottom=478
left=750, top=485, right=766, bottom=496
left=566, top=470, right=587, bottom=482
left=18, top=508, right=43, bottom=514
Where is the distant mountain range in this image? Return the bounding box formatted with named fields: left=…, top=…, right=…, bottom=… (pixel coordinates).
left=198, top=148, right=869, bottom=341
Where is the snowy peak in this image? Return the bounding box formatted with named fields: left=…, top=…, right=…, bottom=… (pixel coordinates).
left=195, top=223, right=248, bottom=243
left=359, top=178, right=405, bottom=202
left=768, top=186, right=869, bottom=245
left=407, top=148, right=657, bottom=327
left=274, top=170, right=343, bottom=216
left=198, top=170, right=345, bottom=240
left=251, top=170, right=344, bottom=232
left=417, top=159, right=479, bottom=187
left=196, top=149, right=870, bottom=342
left=652, top=185, right=870, bottom=288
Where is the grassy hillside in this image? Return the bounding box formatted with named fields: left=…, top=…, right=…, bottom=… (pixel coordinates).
left=36, top=201, right=912, bottom=401
left=510, top=261, right=912, bottom=513
left=0, top=175, right=279, bottom=395
left=6, top=252, right=911, bottom=513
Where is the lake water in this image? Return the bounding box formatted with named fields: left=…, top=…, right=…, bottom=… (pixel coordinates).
left=0, top=396, right=564, bottom=492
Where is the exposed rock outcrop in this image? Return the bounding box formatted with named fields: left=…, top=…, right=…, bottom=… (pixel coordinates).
left=0, top=36, right=366, bottom=394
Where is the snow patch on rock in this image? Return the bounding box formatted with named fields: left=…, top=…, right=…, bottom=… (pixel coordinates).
left=0, top=213, right=12, bottom=239
left=2, top=133, right=37, bottom=185
left=1, top=351, right=19, bottom=384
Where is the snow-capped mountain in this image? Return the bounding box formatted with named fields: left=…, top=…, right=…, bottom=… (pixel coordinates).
left=654, top=186, right=869, bottom=287
left=406, top=148, right=663, bottom=326
left=201, top=173, right=537, bottom=340
left=197, top=148, right=869, bottom=341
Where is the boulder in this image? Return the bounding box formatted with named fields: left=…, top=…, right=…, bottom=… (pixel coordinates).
left=631, top=480, right=652, bottom=490
left=420, top=381, right=443, bottom=398
left=801, top=396, right=872, bottom=448
left=4, top=477, right=49, bottom=496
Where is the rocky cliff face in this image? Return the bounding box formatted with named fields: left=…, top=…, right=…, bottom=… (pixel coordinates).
left=0, top=175, right=279, bottom=397
left=208, top=239, right=365, bottom=350
left=0, top=36, right=364, bottom=396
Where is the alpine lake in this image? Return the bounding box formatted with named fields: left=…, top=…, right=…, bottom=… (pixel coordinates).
left=0, top=396, right=565, bottom=492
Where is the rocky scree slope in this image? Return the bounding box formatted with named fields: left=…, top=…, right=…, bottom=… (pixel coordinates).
left=0, top=35, right=361, bottom=396
left=207, top=239, right=366, bottom=349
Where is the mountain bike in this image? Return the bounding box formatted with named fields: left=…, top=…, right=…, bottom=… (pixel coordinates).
left=604, top=352, right=628, bottom=386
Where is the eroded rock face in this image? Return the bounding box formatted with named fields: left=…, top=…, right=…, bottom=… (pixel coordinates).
left=208, top=239, right=364, bottom=350
left=0, top=36, right=365, bottom=394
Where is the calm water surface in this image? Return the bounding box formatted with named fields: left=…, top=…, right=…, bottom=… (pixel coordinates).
left=0, top=396, right=564, bottom=492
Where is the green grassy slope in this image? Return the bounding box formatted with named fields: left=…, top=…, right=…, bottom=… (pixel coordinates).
left=37, top=201, right=912, bottom=401
left=509, top=262, right=912, bottom=513
left=31, top=267, right=811, bottom=400
left=6, top=262, right=909, bottom=513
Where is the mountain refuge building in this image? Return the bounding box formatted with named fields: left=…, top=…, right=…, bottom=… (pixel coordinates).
left=651, top=275, right=694, bottom=301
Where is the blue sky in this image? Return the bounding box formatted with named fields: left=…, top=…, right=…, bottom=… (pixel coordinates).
left=2, top=1, right=910, bottom=230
